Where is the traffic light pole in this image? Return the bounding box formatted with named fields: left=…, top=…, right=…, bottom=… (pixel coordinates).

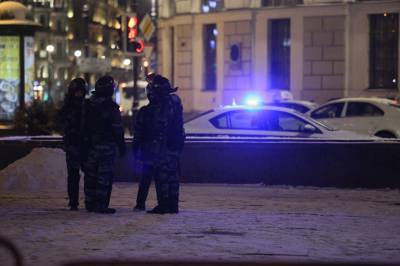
left=132, top=55, right=140, bottom=110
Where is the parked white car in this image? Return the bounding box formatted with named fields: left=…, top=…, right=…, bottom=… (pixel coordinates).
left=185, top=105, right=369, bottom=140
left=309, top=97, right=400, bottom=138
left=266, top=100, right=318, bottom=113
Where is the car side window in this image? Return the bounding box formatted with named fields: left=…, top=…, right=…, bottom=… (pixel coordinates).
left=210, top=113, right=229, bottom=129
left=311, top=103, right=344, bottom=119
left=286, top=103, right=309, bottom=113
left=345, top=102, right=384, bottom=117
left=264, top=111, right=318, bottom=132
left=229, top=110, right=262, bottom=130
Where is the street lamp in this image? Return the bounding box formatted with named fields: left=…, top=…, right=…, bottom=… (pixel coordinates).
left=46, top=44, right=55, bottom=53
left=123, top=58, right=131, bottom=67
left=46, top=44, right=55, bottom=102
left=74, top=50, right=82, bottom=58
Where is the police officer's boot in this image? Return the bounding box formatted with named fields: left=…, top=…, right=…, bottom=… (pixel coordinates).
left=147, top=205, right=168, bottom=214
left=168, top=181, right=179, bottom=214
left=147, top=182, right=169, bottom=214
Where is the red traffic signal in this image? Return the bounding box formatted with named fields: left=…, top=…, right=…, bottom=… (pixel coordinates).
left=127, top=16, right=138, bottom=43
left=134, top=39, right=144, bottom=53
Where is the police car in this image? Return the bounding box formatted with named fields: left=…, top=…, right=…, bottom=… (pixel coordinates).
left=184, top=105, right=369, bottom=140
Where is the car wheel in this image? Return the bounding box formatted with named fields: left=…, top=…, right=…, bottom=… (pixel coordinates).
left=375, top=131, right=397, bottom=139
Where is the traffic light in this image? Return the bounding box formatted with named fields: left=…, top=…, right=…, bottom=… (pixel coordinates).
left=126, top=15, right=144, bottom=53
left=127, top=16, right=138, bottom=40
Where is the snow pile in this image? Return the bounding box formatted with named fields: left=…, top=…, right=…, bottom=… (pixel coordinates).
left=0, top=148, right=68, bottom=192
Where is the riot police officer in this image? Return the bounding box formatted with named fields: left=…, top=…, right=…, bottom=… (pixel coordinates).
left=133, top=74, right=185, bottom=214
left=82, top=75, right=126, bottom=214
left=59, top=77, right=88, bottom=211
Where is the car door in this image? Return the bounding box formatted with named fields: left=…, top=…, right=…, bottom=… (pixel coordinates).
left=209, top=109, right=323, bottom=138
left=310, top=102, right=345, bottom=128
left=260, top=110, right=323, bottom=138
left=209, top=110, right=267, bottom=137
left=340, top=101, right=384, bottom=135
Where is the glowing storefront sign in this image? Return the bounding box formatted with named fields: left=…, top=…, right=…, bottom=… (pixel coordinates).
left=0, top=36, right=20, bottom=120
left=24, top=36, right=35, bottom=104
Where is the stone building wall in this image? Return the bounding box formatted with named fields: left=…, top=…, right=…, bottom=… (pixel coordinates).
left=175, top=24, right=193, bottom=110
left=157, top=30, right=163, bottom=75
left=223, top=20, right=252, bottom=104
left=302, top=16, right=345, bottom=102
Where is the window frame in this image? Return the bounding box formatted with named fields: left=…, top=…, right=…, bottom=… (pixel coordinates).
left=369, top=13, right=399, bottom=90
left=268, top=18, right=291, bottom=90
left=344, top=102, right=384, bottom=117
left=203, top=23, right=218, bottom=91
left=310, top=102, right=345, bottom=119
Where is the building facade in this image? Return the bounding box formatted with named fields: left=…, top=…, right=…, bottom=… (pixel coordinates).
left=23, top=0, right=140, bottom=103
left=157, top=0, right=400, bottom=112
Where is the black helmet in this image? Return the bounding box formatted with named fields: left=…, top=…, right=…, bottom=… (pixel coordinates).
left=94, top=75, right=116, bottom=97
left=68, top=77, right=87, bottom=96
left=146, top=74, right=177, bottom=96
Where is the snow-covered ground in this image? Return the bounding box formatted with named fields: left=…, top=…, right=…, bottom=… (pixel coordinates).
left=0, top=148, right=400, bottom=266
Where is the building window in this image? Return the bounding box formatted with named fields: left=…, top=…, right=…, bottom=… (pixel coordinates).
left=268, top=19, right=290, bottom=90
left=201, top=0, right=224, bottom=13
left=39, top=14, right=47, bottom=26
left=56, top=19, right=63, bottom=32
left=262, top=0, right=303, bottom=6
left=56, top=42, right=63, bottom=57
left=203, top=24, right=217, bottom=91
left=369, top=13, right=398, bottom=89
left=40, top=39, right=46, bottom=50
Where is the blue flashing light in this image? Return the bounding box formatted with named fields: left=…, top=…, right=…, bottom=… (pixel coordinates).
left=245, top=96, right=261, bottom=107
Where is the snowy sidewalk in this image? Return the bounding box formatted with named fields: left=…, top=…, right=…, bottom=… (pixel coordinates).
left=1, top=183, right=400, bottom=266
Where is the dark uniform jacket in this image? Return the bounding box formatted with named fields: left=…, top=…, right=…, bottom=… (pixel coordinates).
left=84, top=95, right=126, bottom=155
left=133, top=94, right=185, bottom=162
left=59, top=96, right=85, bottom=146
